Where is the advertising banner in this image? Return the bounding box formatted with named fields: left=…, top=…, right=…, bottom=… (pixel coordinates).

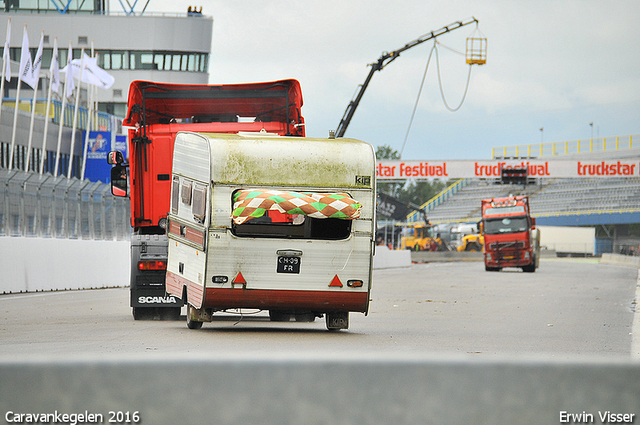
left=83, top=131, right=111, bottom=183
left=113, top=135, right=128, bottom=161
left=376, top=159, right=640, bottom=180
left=377, top=192, right=412, bottom=221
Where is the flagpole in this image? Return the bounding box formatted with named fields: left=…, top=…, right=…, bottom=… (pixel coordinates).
left=0, top=17, right=11, bottom=125
left=54, top=42, right=73, bottom=178
left=81, top=44, right=95, bottom=181
left=67, top=47, right=84, bottom=179
left=25, top=70, right=38, bottom=171
left=26, top=31, right=44, bottom=173
left=40, top=37, right=57, bottom=175
left=9, top=24, right=28, bottom=171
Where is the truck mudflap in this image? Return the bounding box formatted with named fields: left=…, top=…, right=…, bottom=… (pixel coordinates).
left=130, top=234, right=184, bottom=317
left=131, top=287, right=183, bottom=308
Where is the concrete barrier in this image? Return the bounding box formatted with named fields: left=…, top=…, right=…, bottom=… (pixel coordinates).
left=373, top=245, right=411, bottom=269
left=0, top=354, right=638, bottom=425
left=0, top=237, right=129, bottom=294
left=412, top=250, right=483, bottom=263
left=411, top=249, right=558, bottom=263
left=600, top=253, right=640, bottom=268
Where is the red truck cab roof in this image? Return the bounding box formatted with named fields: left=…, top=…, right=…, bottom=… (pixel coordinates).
left=123, top=79, right=306, bottom=230
left=481, top=196, right=530, bottom=218
left=124, top=79, right=305, bottom=136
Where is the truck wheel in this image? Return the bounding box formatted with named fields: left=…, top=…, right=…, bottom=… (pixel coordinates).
left=294, top=312, right=316, bottom=322
left=161, top=307, right=182, bottom=321
left=269, top=310, right=292, bottom=322
left=522, top=258, right=536, bottom=273
left=466, top=243, right=481, bottom=252
left=186, top=305, right=203, bottom=329
left=132, top=307, right=152, bottom=320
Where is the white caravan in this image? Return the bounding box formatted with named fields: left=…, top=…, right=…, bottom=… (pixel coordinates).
left=165, top=132, right=376, bottom=330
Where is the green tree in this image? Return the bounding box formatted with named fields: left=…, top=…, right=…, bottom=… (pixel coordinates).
left=375, top=145, right=403, bottom=198
left=375, top=145, right=400, bottom=160
left=375, top=144, right=448, bottom=210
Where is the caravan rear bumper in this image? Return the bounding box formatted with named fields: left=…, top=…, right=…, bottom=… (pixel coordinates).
left=202, top=287, right=369, bottom=313
left=167, top=271, right=369, bottom=313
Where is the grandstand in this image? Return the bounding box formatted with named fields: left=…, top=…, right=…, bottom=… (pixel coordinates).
left=413, top=137, right=640, bottom=254
left=424, top=176, right=640, bottom=224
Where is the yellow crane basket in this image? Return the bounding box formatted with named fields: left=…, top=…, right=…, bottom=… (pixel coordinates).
left=466, top=37, right=487, bottom=65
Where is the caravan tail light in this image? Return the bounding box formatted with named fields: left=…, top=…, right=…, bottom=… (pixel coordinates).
left=347, top=280, right=364, bottom=288
left=138, top=260, right=167, bottom=271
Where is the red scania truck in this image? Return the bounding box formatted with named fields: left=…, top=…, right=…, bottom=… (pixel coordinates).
left=481, top=195, right=540, bottom=272
left=108, top=80, right=306, bottom=319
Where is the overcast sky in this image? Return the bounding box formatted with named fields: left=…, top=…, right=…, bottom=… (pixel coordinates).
left=134, top=0, right=639, bottom=160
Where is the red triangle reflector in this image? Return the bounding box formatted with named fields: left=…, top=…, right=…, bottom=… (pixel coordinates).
left=233, top=272, right=246, bottom=285
left=329, top=275, right=343, bottom=287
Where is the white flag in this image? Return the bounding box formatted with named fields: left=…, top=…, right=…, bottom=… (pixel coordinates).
left=61, top=52, right=114, bottom=89
left=18, top=26, right=32, bottom=85
left=64, top=43, right=75, bottom=98
left=2, top=18, right=10, bottom=82
left=49, top=38, right=60, bottom=94
left=24, top=31, right=45, bottom=89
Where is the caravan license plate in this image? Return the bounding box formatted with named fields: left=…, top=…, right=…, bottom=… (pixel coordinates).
left=277, top=256, right=300, bottom=274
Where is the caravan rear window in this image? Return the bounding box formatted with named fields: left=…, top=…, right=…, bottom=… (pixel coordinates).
left=230, top=189, right=361, bottom=240
left=232, top=211, right=351, bottom=240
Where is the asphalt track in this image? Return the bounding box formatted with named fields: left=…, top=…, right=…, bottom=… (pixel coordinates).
left=1, top=258, right=639, bottom=425
left=0, top=258, right=637, bottom=360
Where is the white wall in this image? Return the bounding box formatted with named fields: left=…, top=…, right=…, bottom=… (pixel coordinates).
left=0, top=238, right=129, bottom=294
left=537, top=225, right=596, bottom=255
left=0, top=237, right=409, bottom=293
left=373, top=245, right=411, bottom=269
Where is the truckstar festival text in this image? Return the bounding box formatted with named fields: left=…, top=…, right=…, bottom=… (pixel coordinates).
left=375, top=160, right=640, bottom=179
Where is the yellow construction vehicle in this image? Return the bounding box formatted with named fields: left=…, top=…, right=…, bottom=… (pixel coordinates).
left=457, top=233, right=484, bottom=252
left=455, top=222, right=484, bottom=252
left=400, top=223, right=449, bottom=251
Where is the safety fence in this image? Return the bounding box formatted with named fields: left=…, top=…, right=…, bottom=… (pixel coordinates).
left=4, top=98, right=117, bottom=133
left=0, top=170, right=130, bottom=240
left=492, top=134, right=640, bottom=159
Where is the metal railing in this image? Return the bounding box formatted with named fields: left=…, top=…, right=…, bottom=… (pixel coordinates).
left=406, top=179, right=469, bottom=222
left=4, top=98, right=116, bottom=133
left=0, top=170, right=130, bottom=240
left=492, top=134, right=640, bottom=159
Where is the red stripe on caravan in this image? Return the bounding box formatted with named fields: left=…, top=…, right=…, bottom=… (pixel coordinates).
left=203, top=288, right=368, bottom=313
left=165, top=271, right=183, bottom=297
left=187, top=281, right=205, bottom=307
left=166, top=271, right=204, bottom=307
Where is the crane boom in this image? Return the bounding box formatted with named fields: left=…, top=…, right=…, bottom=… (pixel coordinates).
left=335, top=17, right=479, bottom=138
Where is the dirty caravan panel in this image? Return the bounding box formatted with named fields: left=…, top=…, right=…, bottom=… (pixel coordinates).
left=166, top=132, right=376, bottom=323
left=165, top=132, right=211, bottom=300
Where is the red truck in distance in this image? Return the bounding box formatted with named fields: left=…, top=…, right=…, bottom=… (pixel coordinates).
left=481, top=195, right=540, bottom=272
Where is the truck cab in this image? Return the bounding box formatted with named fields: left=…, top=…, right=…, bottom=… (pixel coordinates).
left=481, top=196, right=540, bottom=272
left=109, top=79, right=306, bottom=319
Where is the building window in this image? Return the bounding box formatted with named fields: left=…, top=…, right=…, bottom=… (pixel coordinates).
left=8, top=47, right=208, bottom=73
